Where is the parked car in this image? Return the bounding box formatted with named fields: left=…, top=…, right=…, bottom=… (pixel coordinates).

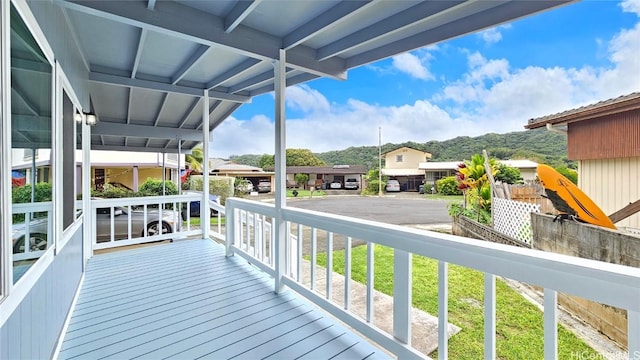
left=329, top=180, right=342, bottom=189
left=12, top=206, right=177, bottom=253
left=344, top=178, right=359, bottom=190
left=181, top=191, right=221, bottom=221
left=236, top=179, right=254, bottom=193
left=386, top=179, right=401, bottom=192
left=256, top=180, right=271, bottom=193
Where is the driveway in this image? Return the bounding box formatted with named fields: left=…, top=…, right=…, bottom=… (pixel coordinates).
left=287, top=194, right=451, bottom=225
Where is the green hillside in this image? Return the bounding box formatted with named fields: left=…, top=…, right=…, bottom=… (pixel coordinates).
left=230, top=129, right=572, bottom=170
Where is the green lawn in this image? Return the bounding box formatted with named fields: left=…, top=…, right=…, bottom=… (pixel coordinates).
left=314, top=244, right=597, bottom=359
left=287, top=189, right=326, bottom=197
left=185, top=216, right=225, bottom=226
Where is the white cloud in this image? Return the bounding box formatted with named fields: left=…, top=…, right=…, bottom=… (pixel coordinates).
left=477, top=24, right=512, bottom=45
left=210, top=15, right=640, bottom=158
left=621, top=0, right=640, bottom=15
left=391, top=52, right=434, bottom=80
left=284, top=84, right=330, bottom=113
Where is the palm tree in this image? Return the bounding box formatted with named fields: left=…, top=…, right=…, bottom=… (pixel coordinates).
left=185, top=145, right=204, bottom=174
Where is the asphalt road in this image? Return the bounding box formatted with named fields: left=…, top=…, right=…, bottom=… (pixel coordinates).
left=286, top=194, right=451, bottom=225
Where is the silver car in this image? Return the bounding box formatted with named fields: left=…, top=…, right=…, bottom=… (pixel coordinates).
left=12, top=206, right=177, bottom=253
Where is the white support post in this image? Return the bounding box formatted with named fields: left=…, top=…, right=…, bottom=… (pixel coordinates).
left=544, top=288, right=558, bottom=360
left=484, top=273, right=496, bottom=360
left=629, top=310, right=640, bottom=358
left=273, top=48, right=287, bottom=294
left=53, top=63, right=62, bottom=255
left=366, top=242, right=375, bottom=323
left=225, top=204, right=234, bottom=257
left=393, top=249, right=412, bottom=345
left=202, top=89, right=210, bottom=239
left=1, top=0, right=11, bottom=297
left=438, top=261, right=448, bottom=360
left=82, top=112, right=91, bottom=267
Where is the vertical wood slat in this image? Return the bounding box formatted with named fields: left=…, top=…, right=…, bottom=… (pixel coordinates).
left=366, top=242, right=374, bottom=323
left=225, top=207, right=235, bottom=256
left=544, top=288, right=558, bottom=360
left=345, top=236, right=352, bottom=310
left=326, top=232, right=333, bottom=300
left=253, top=212, right=259, bottom=258
left=629, top=310, right=640, bottom=358
left=393, top=249, right=411, bottom=345
left=484, top=273, right=496, bottom=360
left=311, top=228, right=317, bottom=291
left=296, top=224, right=303, bottom=281
left=438, top=261, right=448, bottom=360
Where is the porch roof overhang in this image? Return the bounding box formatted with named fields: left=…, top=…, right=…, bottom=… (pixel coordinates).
left=43, top=0, right=572, bottom=153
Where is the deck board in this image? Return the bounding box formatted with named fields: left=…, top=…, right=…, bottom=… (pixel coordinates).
left=59, top=239, right=390, bottom=360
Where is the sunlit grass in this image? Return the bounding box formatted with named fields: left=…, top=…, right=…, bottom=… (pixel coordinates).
left=314, top=244, right=598, bottom=359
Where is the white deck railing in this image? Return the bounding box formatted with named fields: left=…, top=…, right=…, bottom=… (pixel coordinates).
left=91, top=194, right=225, bottom=250
left=11, top=202, right=53, bottom=261
left=224, top=197, right=640, bottom=360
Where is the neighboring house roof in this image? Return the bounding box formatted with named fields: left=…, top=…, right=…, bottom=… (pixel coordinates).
left=525, top=92, right=640, bottom=129
left=381, top=169, right=425, bottom=176
left=286, top=165, right=367, bottom=175
left=419, top=160, right=538, bottom=171
left=418, top=161, right=460, bottom=171
left=212, top=162, right=264, bottom=172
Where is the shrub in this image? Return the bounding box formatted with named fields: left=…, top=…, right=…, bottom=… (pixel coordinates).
left=92, top=183, right=136, bottom=198
left=555, top=166, right=578, bottom=184
left=436, top=176, right=462, bottom=195
left=138, top=177, right=178, bottom=196
left=363, top=179, right=385, bottom=195
left=12, top=182, right=53, bottom=223
left=188, top=175, right=234, bottom=205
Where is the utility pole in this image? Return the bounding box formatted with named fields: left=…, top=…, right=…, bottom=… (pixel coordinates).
left=378, top=126, right=382, bottom=196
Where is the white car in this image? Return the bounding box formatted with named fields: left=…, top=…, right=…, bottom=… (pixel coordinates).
left=386, top=179, right=401, bottom=192
left=329, top=181, right=342, bottom=189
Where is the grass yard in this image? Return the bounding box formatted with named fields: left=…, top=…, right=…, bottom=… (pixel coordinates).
left=314, top=244, right=598, bottom=359
left=185, top=216, right=225, bottom=226
left=287, top=189, right=326, bottom=197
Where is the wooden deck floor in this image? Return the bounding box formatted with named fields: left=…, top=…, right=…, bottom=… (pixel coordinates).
left=58, top=239, right=389, bottom=360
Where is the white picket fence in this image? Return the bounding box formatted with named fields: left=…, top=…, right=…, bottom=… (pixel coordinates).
left=493, top=197, right=540, bottom=244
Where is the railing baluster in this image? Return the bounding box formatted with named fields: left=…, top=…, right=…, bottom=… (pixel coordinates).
left=366, top=242, right=374, bottom=323
left=244, top=211, right=250, bottom=253
left=297, top=224, right=303, bottom=281
left=270, top=217, right=275, bottom=267
left=345, top=236, right=352, bottom=310
left=544, top=288, right=558, bottom=360
left=143, top=204, right=148, bottom=237
left=225, top=206, right=234, bottom=257
left=393, top=249, right=412, bottom=345
left=438, top=261, right=448, bottom=360
left=311, top=227, right=317, bottom=291
left=326, top=231, right=333, bottom=300
left=484, top=273, right=496, bottom=360
left=127, top=205, right=132, bottom=240
left=110, top=206, right=115, bottom=242
left=253, top=212, right=259, bottom=258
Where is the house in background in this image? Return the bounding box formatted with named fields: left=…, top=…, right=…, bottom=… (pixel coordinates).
left=285, top=165, right=367, bottom=189
left=381, top=146, right=432, bottom=191
left=91, top=151, right=184, bottom=191
left=419, top=159, right=539, bottom=189
left=526, top=92, right=640, bottom=231
left=209, top=159, right=274, bottom=189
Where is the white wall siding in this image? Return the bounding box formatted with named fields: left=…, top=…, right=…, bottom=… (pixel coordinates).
left=579, top=157, right=640, bottom=229
left=0, top=226, right=83, bottom=359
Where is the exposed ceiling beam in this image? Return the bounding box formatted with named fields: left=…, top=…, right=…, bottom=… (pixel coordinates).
left=93, top=120, right=203, bottom=141
left=249, top=72, right=318, bottom=96
left=11, top=87, right=41, bottom=116
left=61, top=0, right=347, bottom=80
left=224, top=0, right=262, bottom=33
left=147, top=0, right=156, bottom=11
left=177, top=98, right=201, bottom=128
left=316, top=0, right=467, bottom=61
left=89, top=71, right=251, bottom=103
left=91, top=144, right=193, bottom=154
left=208, top=102, right=242, bottom=130
left=153, top=92, right=170, bottom=127
left=11, top=115, right=52, bottom=131
left=131, top=28, right=148, bottom=79
left=283, top=0, right=374, bottom=50
left=126, top=87, right=133, bottom=124
left=205, top=58, right=262, bottom=89
left=171, top=45, right=211, bottom=84
left=346, top=0, right=572, bottom=69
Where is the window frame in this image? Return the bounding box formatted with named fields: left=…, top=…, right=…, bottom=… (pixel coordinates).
left=396, top=154, right=403, bottom=163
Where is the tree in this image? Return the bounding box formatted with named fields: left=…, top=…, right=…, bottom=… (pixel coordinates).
left=257, top=149, right=326, bottom=169
left=495, top=164, right=523, bottom=184
left=185, top=145, right=204, bottom=174
left=294, top=173, right=309, bottom=188
left=258, top=154, right=274, bottom=170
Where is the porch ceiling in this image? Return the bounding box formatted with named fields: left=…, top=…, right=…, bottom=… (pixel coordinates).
left=54, top=0, right=571, bottom=153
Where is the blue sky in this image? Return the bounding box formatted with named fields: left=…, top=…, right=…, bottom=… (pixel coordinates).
left=211, top=0, right=640, bottom=158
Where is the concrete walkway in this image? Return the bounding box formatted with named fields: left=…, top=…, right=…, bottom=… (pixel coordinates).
left=298, top=260, right=460, bottom=357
